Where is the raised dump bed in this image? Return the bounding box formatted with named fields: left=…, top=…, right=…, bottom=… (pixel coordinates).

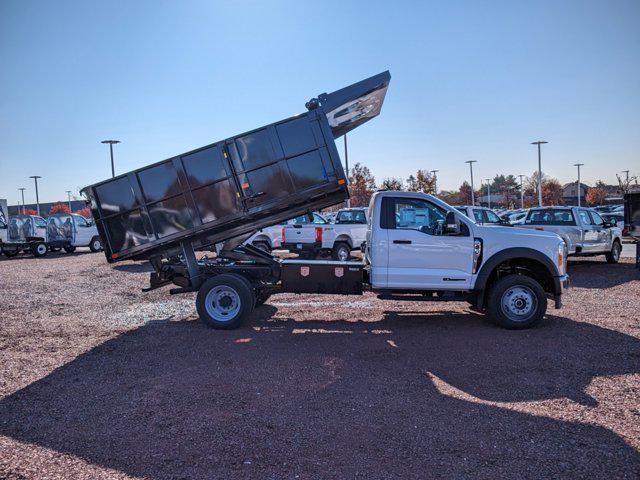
left=81, top=71, right=390, bottom=263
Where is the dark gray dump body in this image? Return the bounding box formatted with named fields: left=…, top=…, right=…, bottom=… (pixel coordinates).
left=81, top=72, right=390, bottom=263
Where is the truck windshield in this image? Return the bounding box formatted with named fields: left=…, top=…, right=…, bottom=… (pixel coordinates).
left=526, top=209, right=576, bottom=225
left=336, top=210, right=366, bottom=224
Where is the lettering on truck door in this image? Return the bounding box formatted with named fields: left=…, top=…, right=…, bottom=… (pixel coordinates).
left=383, top=197, right=474, bottom=289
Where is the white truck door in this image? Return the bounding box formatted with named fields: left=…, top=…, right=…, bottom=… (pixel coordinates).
left=587, top=210, right=609, bottom=251
left=73, top=215, right=92, bottom=245
left=33, top=216, right=48, bottom=239
left=384, top=197, right=474, bottom=289
left=577, top=209, right=599, bottom=252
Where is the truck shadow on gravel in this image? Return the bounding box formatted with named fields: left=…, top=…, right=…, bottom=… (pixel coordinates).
left=1, top=309, right=639, bottom=479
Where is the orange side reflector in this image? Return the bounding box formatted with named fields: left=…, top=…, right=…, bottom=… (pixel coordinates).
left=241, top=183, right=250, bottom=189
left=338, top=179, right=346, bottom=185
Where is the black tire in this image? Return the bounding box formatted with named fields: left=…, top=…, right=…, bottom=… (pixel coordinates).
left=196, top=274, right=255, bottom=329
left=332, top=242, right=351, bottom=261
left=252, top=241, right=271, bottom=253
left=605, top=240, right=621, bottom=264
left=31, top=242, right=48, bottom=258
left=63, top=245, right=76, bottom=253
left=89, top=236, right=103, bottom=253
left=486, top=274, right=547, bottom=329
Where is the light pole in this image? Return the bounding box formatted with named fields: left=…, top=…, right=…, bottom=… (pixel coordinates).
left=29, top=176, right=42, bottom=216
left=18, top=188, right=26, bottom=214
left=531, top=141, right=548, bottom=207
left=485, top=179, right=491, bottom=208
left=622, top=170, right=630, bottom=183
left=465, top=160, right=477, bottom=205
left=573, top=163, right=584, bottom=207
left=101, top=140, right=120, bottom=178
left=430, top=170, right=439, bottom=195
left=344, top=134, right=350, bottom=208
left=66, top=190, right=73, bottom=212
left=518, top=174, right=525, bottom=209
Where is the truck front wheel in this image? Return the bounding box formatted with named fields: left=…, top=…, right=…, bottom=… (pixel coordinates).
left=487, top=274, right=547, bottom=329
left=605, top=240, right=621, bottom=264
left=196, top=274, right=255, bottom=329
left=89, top=236, right=103, bottom=252
left=31, top=242, right=48, bottom=258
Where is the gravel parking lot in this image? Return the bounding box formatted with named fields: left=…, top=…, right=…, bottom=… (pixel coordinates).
left=1, top=250, right=639, bottom=479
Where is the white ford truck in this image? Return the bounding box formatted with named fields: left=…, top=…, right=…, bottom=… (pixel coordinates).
left=519, top=206, right=623, bottom=263
left=282, top=207, right=368, bottom=260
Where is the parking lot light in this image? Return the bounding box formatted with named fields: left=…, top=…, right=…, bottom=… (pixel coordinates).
left=574, top=163, right=584, bottom=207
left=531, top=141, right=548, bottom=207
left=18, top=187, right=26, bottom=214
left=29, top=176, right=42, bottom=216
left=101, top=140, right=121, bottom=178
left=465, top=160, right=477, bottom=205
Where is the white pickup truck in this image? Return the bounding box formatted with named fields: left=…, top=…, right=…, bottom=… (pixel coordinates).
left=282, top=207, right=368, bottom=260
left=519, top=206, right=623, bottom=263
left=177, top=191, right=570, bottom=330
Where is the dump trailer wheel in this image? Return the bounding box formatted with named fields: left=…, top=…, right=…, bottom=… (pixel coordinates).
left=486, top=274, right=547, bottom=329
left=63, top=245, right=76, bottom=253
left=252, top=241, right=271, bottom=253
left=332, top=242, right=351, bottom=261
left=89, top=236, right=103, bottom=252
left=31, top=242, right=48, bottom=258
left=605, top=240, right=621, bottom=264
left=196, top=274, right=255, bottom=329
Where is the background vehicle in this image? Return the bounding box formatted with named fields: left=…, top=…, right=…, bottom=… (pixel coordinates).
left=246, top=214, right=327, bottom=253
left=520, top=206, right=622, bottom=263
left=1, top=215, right=49, bottom=257
left=282, top=207, right=368, bottom=260
left=601, top=213, right=626, bottom=235
left=46, top=214, right=103, bottom=253
left=455, top=206, right=507, bottom=225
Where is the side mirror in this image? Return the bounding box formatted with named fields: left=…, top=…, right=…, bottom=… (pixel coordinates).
left=605, top=221, right=616, bottom=228
left=444, top=211, right=460, bottom=235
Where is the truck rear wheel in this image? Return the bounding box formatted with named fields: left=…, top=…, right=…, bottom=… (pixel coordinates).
left=89, top=236, right=103, bottom=252
left=31, top=242, right=48, bottom=258
left=332, top=242, right=351, bottom=261
left=605, top=240, right=621, bottom=264
left=2, top=247, right=18, bottom=257
left=252, top=241, right=271, bottom=253
left=196, top=274, right=255, bottom=329
left=487, top=274, right=547, bottom=329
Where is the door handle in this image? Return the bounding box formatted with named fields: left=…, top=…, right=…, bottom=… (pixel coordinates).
left=393, top=240, right=412, bottom=244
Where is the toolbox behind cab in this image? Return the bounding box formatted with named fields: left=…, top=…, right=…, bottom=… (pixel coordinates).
left=81, top=71, right=390, bottom=263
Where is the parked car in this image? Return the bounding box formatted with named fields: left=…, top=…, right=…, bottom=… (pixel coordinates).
left=601, top=213, right=626, bottom=234
left=246, top=213, right=327, bottom=253
left=46, top=214, right=103, bottom=253
left=519, top=207, right=622, bottom=263
left=282, top=207, right=368, bottom=260
left=455, top=206, right=507, bottom=226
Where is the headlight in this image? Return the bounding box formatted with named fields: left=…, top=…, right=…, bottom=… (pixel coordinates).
left=558, top=241, right=567, bottom=274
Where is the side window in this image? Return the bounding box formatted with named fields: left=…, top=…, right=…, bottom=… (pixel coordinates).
left=589, top=211, right=604, bottom=226
left=485, top=210, right=501, bottom=224
left=392, top=198, right=447, bottom=235
left=75, top=215, right=88, bottom=227
left=293, top=215, right=309, bottom=225
left=312, top=214, right=326, bottom=224
left=473, top=209, right=484, bottom=224
left=578, top=210, right=592, bottom=226
left=34, top=217, right=47, bottom=228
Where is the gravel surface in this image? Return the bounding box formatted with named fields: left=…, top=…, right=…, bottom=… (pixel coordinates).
left=1, top=250, right=639, bottom=479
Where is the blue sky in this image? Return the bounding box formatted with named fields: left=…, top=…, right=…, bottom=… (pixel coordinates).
left=1, top=0, right=638, bottom=204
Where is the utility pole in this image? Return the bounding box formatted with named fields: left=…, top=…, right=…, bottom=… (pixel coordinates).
left=344, top=134, right=350, bottom=208
left=430, top=170, right=439, bottom=195
left=29, top=176, right=42, bottom=216
left=531, top=141, right=548, bottom=207
left=18, top=188, right=26, bottom=214
left=465, top=161, right=477, bottom=205
left=66, top=190, right=73, bottom=212
left=573, top=163, right=584, bottom=207
left=101, top=140, right=121, bottom=178
left=485, top=179, right=491, bottom=208
left=518, top=175, right=525, bottom=209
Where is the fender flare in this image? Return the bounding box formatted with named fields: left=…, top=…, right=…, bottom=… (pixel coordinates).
left=333, top=235, right=354, bottom=249
left=474, top=247, right=561, bottom=295
left=251, top=235, right=272, bottom=248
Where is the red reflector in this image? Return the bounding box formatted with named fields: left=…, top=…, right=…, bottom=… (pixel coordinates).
left=112, top=253, right=119, bottom=259
left=241, top=182, right=250, bottom=189
left=315, top=226, right=322, bottom=242
left=281, top=227, right=285, bottom=243
left=338, top=179, right=346, bottom=185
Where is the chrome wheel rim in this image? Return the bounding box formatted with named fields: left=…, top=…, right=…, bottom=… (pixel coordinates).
left=500, top=285, right=537, bottom=322
left=36, top=244, right=47, bottom=255
left=205, top=285, right=241, bottom=322
left=612, top=244, right=620, bottom=260
left=337, top=247, right=349, bottom=261
left=93, top=240, right=101, bottom=250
